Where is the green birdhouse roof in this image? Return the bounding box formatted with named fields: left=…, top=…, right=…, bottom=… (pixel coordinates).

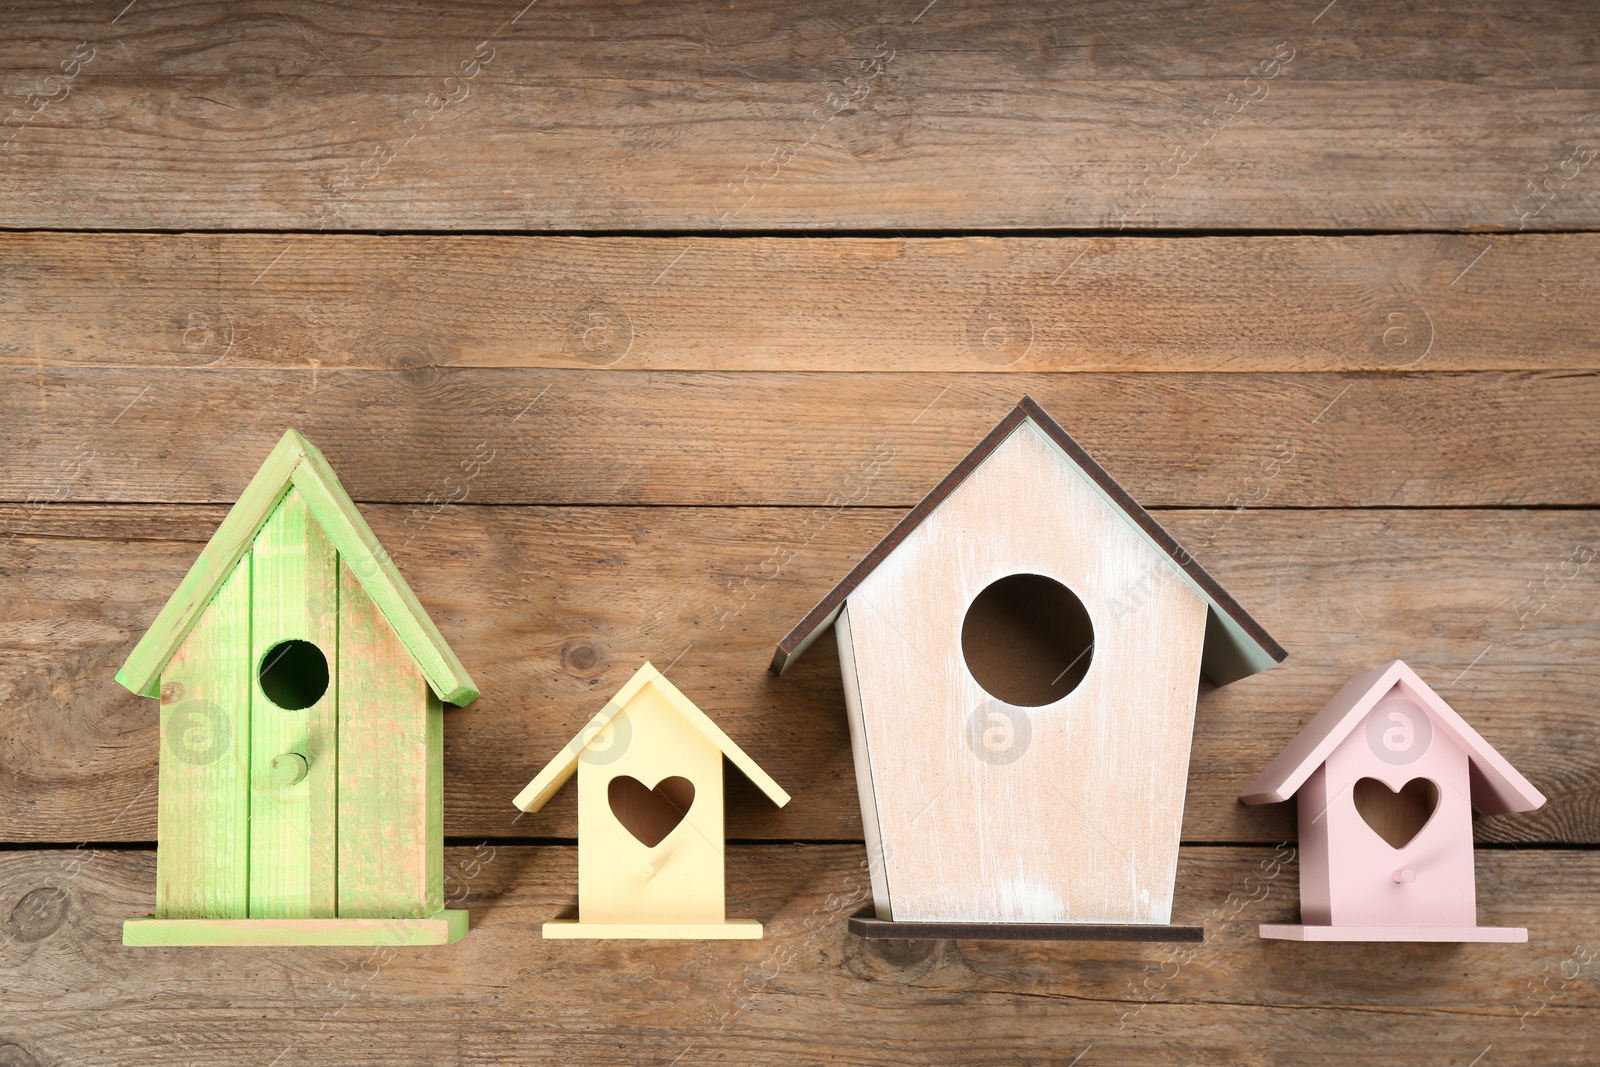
left=115, top=428, right=480, bottom=706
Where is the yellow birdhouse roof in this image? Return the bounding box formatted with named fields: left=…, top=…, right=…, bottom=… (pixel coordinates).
left=512, top=663, right=791, bottom=813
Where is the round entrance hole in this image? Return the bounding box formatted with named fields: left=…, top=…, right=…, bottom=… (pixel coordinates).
left=258, top=639, right=329, bottom=711
left=961, top=573, right=1094, bottom=707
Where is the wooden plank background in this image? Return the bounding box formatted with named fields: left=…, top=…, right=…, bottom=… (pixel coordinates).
left=3, top=2, right=1600, bottom=231
left=2, top=2, right=1598, bottom=1064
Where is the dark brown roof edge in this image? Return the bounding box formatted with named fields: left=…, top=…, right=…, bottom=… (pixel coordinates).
left=769, top=402, right=1030, bottom=675
left=1012, top=396, right=1287, bottom=666
left=769, top=395, right=1287, bottom=676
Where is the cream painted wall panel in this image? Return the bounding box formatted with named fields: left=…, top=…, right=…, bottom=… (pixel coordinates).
left=845, top=425, right=1207, bottom=924
left=576, top=681, right=726, bottom=925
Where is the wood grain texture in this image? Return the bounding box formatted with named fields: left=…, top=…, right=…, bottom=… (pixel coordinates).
left=542, top=918, right=763, bottom=939
left=111, top=426, right=479, bottom=704
left=6, top=232, right=1600, bottom=373
left=0, top=845, right=1593, bottom=1065
left=3, top=2, right=1595, bottom=1058
left=111, top=428, right=298, bottom=698
left=247, top=488, right=339, bottom=919
left=2, top=3, right=1600, bottom=231
left=848, top=916, right=1206, bottom=941
left=776, top=398, right=1285, bottom=682
left=842, top=423, right=1210, bottom=924
left=286, top=436, right=481, bottom=705
left=335, top=560, right=441, bottom=919
left=154, top=560, right=250, bottom=918
left=836, top=606, right=891, bottom=914
left=6, top=369, right=1600, bottom=507
left=121, top=909, right=467, bottom=946
left=4, top=504, right=1595, bottom=846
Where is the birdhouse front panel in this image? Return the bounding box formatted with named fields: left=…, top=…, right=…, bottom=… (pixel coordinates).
left=842, top=423, right=1209, bottom=925
left=1243, top=659, right=1544, bottom=943
left=156, top=560, right=251, bottom=919
left=513, top=662, right=788, bottom=938
left=123, top=430, right=478, bottom=945
left=248, top=488, right=339, bottom=919
left=1315, top=688, right=1477, bottom=928
left=335, top=560, right=445, bottom=920
left=575, top=680, right=725, bottom=925
left=152, top=486, right=448, bottom=925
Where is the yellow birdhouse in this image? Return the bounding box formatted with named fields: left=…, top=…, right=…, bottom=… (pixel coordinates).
left=513, top=663, right=790, bottom=939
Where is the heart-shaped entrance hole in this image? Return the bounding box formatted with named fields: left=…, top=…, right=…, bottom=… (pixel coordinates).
left=608, top=775, right=695, bottom=848
left=1353, top=776, right=1439, bottom=850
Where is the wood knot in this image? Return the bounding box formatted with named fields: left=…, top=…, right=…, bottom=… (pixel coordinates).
left=7, top=886, right=70, bottom=943
left=0, top=1041, right=42, bottom=1067
left=561, top=639, right=606, bottom=679
left=844, top=927, right=941, bottom=982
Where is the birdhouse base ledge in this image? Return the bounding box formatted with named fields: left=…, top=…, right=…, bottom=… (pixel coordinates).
left=1259, top=924, right=1528, bottom=943
left=123, top=910, right=469, bottom=946
left=848, top=915, right=1205, bottom=942
left=542, top=919, right=764, bottom=940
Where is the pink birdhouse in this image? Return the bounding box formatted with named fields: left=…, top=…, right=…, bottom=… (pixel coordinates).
left=1240, top=660, right=1545, bottom=942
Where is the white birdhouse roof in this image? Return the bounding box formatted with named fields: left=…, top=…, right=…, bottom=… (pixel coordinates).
left=770, top=396, right=1287, bottom=685
left=512, top=662, right=791, bottom=814
left=1240, top=659, right=1546, bottom=815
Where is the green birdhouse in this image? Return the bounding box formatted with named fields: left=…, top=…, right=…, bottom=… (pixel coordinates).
left=118, top=429, right=479, bottom=946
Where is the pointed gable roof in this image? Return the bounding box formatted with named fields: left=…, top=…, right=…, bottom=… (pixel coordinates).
left=770, top=396, right=1286, bottom=686
left=513, top=662, right=791, bottom=813
left=1240, top=659, right=1545, bottom=815
left=115, top=428, right=479, bottom=706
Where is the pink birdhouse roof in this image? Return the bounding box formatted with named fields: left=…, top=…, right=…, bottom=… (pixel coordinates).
left=1240, top=659, right=1546, bottom=816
